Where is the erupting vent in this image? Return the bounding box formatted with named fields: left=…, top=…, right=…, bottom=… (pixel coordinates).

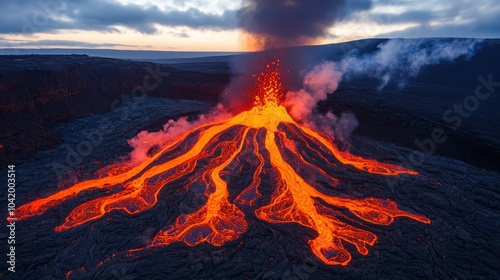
left=17, top=59, right=430, bottom=266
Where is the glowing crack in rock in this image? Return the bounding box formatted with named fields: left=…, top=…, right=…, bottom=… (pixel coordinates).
left=17, top=59, right=430, bottom=266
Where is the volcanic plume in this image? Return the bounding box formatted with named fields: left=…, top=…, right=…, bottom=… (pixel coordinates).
left=238, top=0, right=343, bottom=49
left=16, top=58, right=430, bottom=266
left=226, top=0, right=372, bottom=111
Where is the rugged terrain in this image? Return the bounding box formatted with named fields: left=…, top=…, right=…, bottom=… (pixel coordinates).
left=2, top=97, right=499, bottom=280
left=0, top=55, right=228, bottom=161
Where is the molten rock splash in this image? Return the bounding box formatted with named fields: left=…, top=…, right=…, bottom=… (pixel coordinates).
left=17, top=59, right=429, bottom=266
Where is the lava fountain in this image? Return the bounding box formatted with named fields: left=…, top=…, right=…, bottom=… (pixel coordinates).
left=16, top=58, right=430, bottom=266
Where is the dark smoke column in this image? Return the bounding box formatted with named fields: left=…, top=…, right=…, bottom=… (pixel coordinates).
left=238, top=0, right=347, bottom=49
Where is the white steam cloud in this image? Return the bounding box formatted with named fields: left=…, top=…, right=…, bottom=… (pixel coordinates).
left=284, top=61, right=358, bottom=143
left=284, top=62, right=342, bottom=120
left=127, top=104, right=231, bottom=165
left=342, top=38, right=482, bottom=90
left=284, top=38, right=482, bottom=142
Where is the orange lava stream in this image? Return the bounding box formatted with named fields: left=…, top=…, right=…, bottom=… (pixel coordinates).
left=260, top=125, right=428, bottom=265
left=16, top=59, right=430, bottom=266
left=152, top=129, right=250, bottom=246
left=234, top=133, right=265, bottom=207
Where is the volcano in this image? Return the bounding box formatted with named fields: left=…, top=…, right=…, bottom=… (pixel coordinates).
left=16, top=58, right=430, bottom=267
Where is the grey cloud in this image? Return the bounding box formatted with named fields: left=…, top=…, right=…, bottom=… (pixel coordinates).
left=1, top=0, right=370, bottom=38
left=339, top=0, right=372, bottom=18
left=384, top=10, right=434, bottom=23
left=0, top=0, right=498, bottom=41
left=376, top=21, right=500, bottom=39
left=0, top=0, right=237, bottom=35
left=368, top=0, right=500, bottom=38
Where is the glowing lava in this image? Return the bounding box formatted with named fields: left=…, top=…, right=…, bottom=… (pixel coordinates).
left=16, top=59, right=430, bottom=266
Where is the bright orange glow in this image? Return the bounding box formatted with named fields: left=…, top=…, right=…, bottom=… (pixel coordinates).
left=240, top=31, right=320, bottom=51
left=16, top=58, right=429, bottom=266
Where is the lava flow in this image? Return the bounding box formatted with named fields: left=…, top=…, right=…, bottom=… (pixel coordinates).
left=16, top=59, right=430, bottom=266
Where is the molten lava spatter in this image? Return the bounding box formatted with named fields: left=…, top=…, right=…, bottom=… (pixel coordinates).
left=16, top=59, right=429, bottom=266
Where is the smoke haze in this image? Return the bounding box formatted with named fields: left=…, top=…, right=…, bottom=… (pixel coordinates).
left=341, top=38, right=482, bottom=90
left=284, top=38, right=482, bottom=143
left=284, top=61, right=342, bottom=120
left=127, top=104, right=231, bottom=165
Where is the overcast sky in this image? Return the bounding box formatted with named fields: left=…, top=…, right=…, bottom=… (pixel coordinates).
left=0, top=0, right=498, bottom=51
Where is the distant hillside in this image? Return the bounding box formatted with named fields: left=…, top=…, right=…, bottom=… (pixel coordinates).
left=0, top=48, right=241, bottom=60
left=0, top=54, right=229, bottom=161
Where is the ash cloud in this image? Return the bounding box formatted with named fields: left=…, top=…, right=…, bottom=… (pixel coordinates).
left=237, top=0, right=371, bottom=49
